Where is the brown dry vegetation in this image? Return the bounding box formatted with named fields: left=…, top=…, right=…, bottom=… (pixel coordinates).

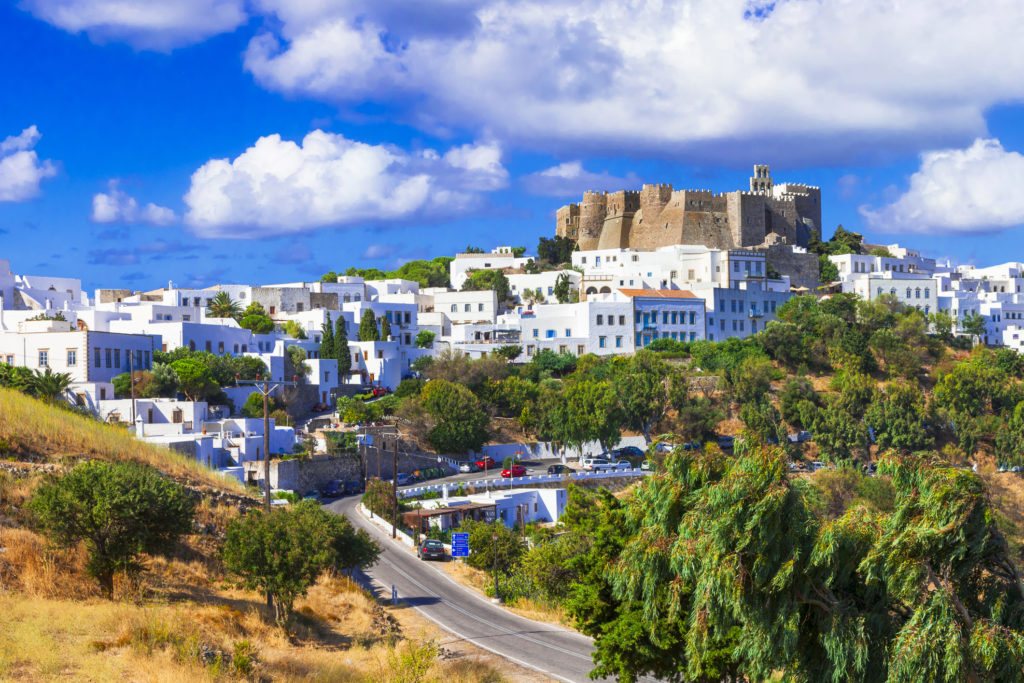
left=0, top=387, right=525, bottom=682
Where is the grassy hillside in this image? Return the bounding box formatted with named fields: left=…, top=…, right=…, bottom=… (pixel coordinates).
left=0, top=386, right=240, bottom=491
left=0, top=388, right=514, bottom=682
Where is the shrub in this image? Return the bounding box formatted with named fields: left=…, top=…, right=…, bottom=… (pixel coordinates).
left=28, top=460, right=195, bottom=597
left=222, top=500, right=380, bottom=629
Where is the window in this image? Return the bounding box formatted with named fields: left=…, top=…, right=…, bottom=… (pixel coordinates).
left=546, top=330, right=556, bottom=338
left=95, top=348, right=101, bottom=367
left=635, top=311, right=641, bottom=324
left=144, top=351, right=150, bottom=369
left=463, top=303, right=470, bottom=312
left=720, top=319, right=725, bottom=330
left=599, top=336, right=607, bottom=348
left=596, top=314, right=604, bottom=325
left=906, top=288, right=912, bottom=299
left=559, top=345, right=567, bottom=354
left=619, top=315, right=625, bottom=325
left=526, top=345, right=535, bottom=355
left=182, top=314, right=191, bottom=321
left=193, top=297, right=200, bottom=307
left=38, top=350, right=48, bottom=367
left=105, top=348, right=112, bottom=368
left=925, top=288, right=931, bottom=299
left=218, top=341, right=225, bottom=353
left=615, top=336, right=623, bottom=348
left=233, top=344, right=239, bottom=353
left=690, top=332, right=697, bottom=341
left=478, top=303, right=484, bottom=312
left=689, top=312, right=696, bottom=325
left=172, top=408, right=183, bottom=424
left=663, top=312, right=669, bottom=324
left=533, top=329, right=538, bottom=338
left=296, top=303, right=304, bottom=312
left=204, top=341, right=211, bottom=352
left=66, top=349, right=76, bottom=367
left=547, top=287, right=554, bottom=295
left=577, top=344, right=585, bottom=355
left=719, top=299, right=725, bottom=312
left=269, top=306, right=276, bottom=314
left=565, top=328, right=572, bottom=337
left=733, top=261, right=739, bottom=271
left=730, top=300, right=737, bottom=313
left=451, top=304, right=457, bottom=312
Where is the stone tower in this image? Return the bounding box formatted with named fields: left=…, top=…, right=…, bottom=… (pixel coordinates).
left=750, top=164, right=773, bottom=194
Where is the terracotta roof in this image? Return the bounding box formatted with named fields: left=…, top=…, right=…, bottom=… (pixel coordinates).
left=618, top=288, right=699, bottom=299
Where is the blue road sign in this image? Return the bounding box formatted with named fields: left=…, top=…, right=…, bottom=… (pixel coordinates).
left=451, top=532, right=470, bottom=557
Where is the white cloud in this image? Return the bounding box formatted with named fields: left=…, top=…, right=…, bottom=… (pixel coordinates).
left=521, top=161, right=641, bottom=197
left=239, top=0, right=1024, bottom=159
left=362, top=244, right=398, bottom=259
left=0, top=126, right=58, bottom=202
left=860, top=139, right=1024, bottom=234
left=22, top=0, right=247, bottom=50
left=91, top=180, right=177, bottom=225
left=183, top=130, right=508, bottom=238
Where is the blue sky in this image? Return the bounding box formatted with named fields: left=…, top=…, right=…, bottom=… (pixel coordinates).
left=3, top=0, right=1024, bottom=291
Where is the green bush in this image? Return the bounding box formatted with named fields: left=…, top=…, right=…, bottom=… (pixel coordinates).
left=28, top=460, right=195, bottom=597
left=222, top=500, right=380, bottom=629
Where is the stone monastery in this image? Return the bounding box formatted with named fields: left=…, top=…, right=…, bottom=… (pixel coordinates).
left=556, top=165, right=821, bottom=252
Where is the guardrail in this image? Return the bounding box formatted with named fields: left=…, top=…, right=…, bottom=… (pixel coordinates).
left=397, top=467, right=650, bottom=499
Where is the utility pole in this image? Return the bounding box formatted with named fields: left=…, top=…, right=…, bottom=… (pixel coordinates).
left=128, top=351, right=136, bottom=427
left=234, top=374, right=300, bottom=513
left=392, top=435, right=398, bottom=539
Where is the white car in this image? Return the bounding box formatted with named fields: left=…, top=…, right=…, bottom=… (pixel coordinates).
left=580, top=458, right=610, bottom=471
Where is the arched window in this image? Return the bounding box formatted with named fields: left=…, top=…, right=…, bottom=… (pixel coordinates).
left=890, top=288, right=897, bottom=296
left=915, top=288, right=921, bottom=299
left=906, top=288, right=912, bottom=298
left=925, top=305, right=930, bottom=314
left=925, top=288, right=930, bottom=298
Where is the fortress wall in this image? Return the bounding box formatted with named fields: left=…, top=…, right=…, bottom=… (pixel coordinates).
left=578, top=191, right=609, bottom=250
left=640, top=184, right=673, bottom=222
left=762, top=244, right=820, bottom=290
left=556, top=204, right=580, bottom=239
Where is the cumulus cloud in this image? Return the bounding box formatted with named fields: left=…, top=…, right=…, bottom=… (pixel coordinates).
left=362, top=243, right=398, bottom=259
left=91, top=180, right=177, bottom=225
left=21, top=0, right=247, bottom=50
left=0, top=126, right=58, bottom=202
left=521, top=161, right=642, bottom=197
left=233, top=0, right=1024, bottom=159
left=183, top=130, right=508, bottom=237
left=860, top=139, right=1024, bottom=234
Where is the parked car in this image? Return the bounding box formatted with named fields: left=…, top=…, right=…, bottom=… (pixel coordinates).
left=547, top=464, right=575, bottom=474
left=342, top=480, right=363, bottom=495
left=787, top=431, right=813, bottom=444
left=680, top=441, right=701, bottom=451
left=320, top=479, right=343, bottom=497
left=615, top=446, right=645, bottom=459
left=640, top=460, right=655, bottom=471
left=580, top=458, right=611, bottom=471
left=501, top=464, right=527, bottom=477
left=459, top=461, right=482, bottom=473
left=716, top=435, right=735, bottom=450
left=417, top=539, right=446, bottom=561
left=811, top=461, right=826, bottom=472
left=474, top=456, right=498, bottom=470
left=302, top=489, right=322, bottom=502
left=395, top=473, right=414, bottom=486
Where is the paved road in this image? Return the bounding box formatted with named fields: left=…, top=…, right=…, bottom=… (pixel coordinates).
left=324, top=495, right=641, bottom=683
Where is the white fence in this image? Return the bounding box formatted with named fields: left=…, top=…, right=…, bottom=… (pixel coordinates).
left=397, top=467, right=650, bottom=499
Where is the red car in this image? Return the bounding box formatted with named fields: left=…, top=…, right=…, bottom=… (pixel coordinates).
left=501, top=464, right=527, bottom=478
left=475, top=457, right=498, bottom=470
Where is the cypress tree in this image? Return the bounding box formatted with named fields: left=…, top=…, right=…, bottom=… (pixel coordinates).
left=380, top=314, right=392, bottom=341
left=335, top=316, right=351, bottom=375
left=358, top=309, right=380, bottom=342
left=320, top=320, right=335, bottom=360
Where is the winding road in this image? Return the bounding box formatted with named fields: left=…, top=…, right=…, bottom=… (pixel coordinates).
left=324, top=495, right=646, bottom=683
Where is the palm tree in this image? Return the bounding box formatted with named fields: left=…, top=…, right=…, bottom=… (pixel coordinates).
left=206, top=292, right=242, bottom=319
left=30, top=368, right=72, bottom=402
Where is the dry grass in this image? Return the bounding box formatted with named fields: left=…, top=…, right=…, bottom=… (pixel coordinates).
left=0, top=513, right=514, bottom=682
left=0, top=386, right=241, bottom=492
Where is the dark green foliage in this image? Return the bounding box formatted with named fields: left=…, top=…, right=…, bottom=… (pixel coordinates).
left=536, top=235, right=576, bottom=266
left=573, top=446, right=1024, bottom=682
left=239, top=304, right=275, bottom=334
left=561, top=379, right=622, bottom=452
left=865, top=382, right=933, bottom=452
left=420, top=379, right=489, bottom=453
left=171, top=357, right=217, bottom=401
left=361, top=478, right=400, bottom=519
left=334, top=316, right=351, bottom=375
left=484, top=375, right=538, bottom=418
left=393, top=378, right=425, bottom=399
left=521, top=348, right=576, bottom=381
left=0, top=362, right=35, bottom=393
left=29, top=368, right=73, bottom=402
left=812, top=399, right=869, bottom=463
left=326, top=257, right=452, bottom=288
left=379, top=314, right=392, bottom=341
left=818, top=253, right=840, bottom=282
left=611, top=350, right=670, bottom=441
left=357, top=308, right=380, bottom=342
left=492, top=344, right=522, bottom=362
left=28, top=461, right=195, bottom=597
left=553, top=272, right=572, bottom=303
left=457, top=518, right=525, bottom=572
left=730, top=355, right=781, bottom=403
left=222, top=501, right=380, bottom=628
left=645, top=337, right=689, bottom=354
left=206, top=291, right=242, bottom=319
left=779, top=376, right=820, bottom=429
left=319, top=320, right=335, bottom=359
left=739, top=397, right=786, bottom=445
left=461, top=268, right=510, bottom=303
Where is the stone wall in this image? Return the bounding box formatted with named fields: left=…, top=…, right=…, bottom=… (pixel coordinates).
left=761, top=244, right=821, bottom=290
left=244, top=448, right=447, bottom=493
